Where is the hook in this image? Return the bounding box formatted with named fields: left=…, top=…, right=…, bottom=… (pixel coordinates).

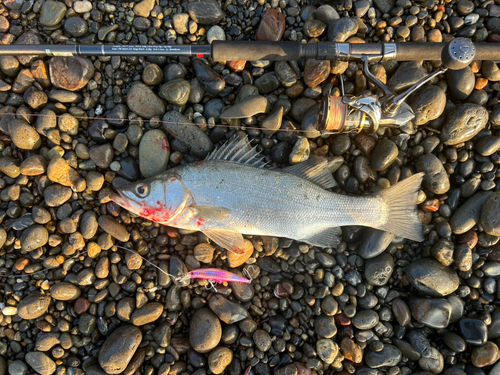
left=206, top=279, right=218, bottom=293
left=242, top=265, right=256, bottom=282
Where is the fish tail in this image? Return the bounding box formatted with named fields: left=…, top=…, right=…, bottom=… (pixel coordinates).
left=376, top=172, right=425, bottom=242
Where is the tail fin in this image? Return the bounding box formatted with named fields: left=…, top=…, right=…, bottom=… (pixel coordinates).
left=376, top=172, right=425, bottom=242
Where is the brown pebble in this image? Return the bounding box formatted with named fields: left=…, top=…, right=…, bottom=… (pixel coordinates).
left=74, top=298, right=91, bottom=314
left=472, top=342, right=500, bottom=367
left=340, top=337, right=363, bottom=363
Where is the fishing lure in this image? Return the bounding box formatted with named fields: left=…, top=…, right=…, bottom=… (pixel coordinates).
left=177, top=268, right=251, bottom=285
left=115, top=245, right=252, bottom=292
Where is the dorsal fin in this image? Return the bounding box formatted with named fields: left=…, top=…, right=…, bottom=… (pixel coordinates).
left=206, top=136, right=268, bottom=168
left=283, top=157, right=337, bottom=189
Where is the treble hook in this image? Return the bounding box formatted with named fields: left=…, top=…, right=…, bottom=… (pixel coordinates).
left=205, top=279, right=218, bottom=293
left=242, top=265, right=256, bottom=282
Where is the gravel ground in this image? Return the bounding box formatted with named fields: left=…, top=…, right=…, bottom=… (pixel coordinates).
left=1, top=0, right=500, bottom=375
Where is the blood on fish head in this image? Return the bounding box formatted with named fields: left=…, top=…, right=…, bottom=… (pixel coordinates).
left=110, top=172, right=191, bottom=224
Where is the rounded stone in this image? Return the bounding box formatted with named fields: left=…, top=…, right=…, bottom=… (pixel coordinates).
left=416, top=154, right=450, bottom=194
left=130, top=302, right=163, bottom=326
left=17, top=292, right=51, bottom=320
left=371, top=139, right=398, bottom=171
left=127, top=82, right=165, bottom=119
left=189, top=308, right=222, bottom=353
left=441, top=104, right=488, bottom=145
left=9, top=119, right=41, bottom=150
left=21, top=225, right=48, bottom=252
left=50, top=282, right=81, bottom=301
left=406, top=258, right=459, bottom=297
left=480, top=191, right=500, bottom=236
left=139, top=129, right=170, bottom=178
left=99, top=325, right=142, bottom=374
left=159, top=79, right=191, bottom=106
left=208, top=347, right=233, bottom=375
left=25, top=352, right=56, bottom=375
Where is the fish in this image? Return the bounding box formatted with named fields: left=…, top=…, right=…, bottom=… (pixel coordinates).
left=110, top=136, right=424, bottom=254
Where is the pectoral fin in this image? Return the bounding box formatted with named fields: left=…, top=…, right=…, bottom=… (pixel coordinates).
left=203, top=228, right=245, bottom=254
left=195, top=206, right=232, bottom=221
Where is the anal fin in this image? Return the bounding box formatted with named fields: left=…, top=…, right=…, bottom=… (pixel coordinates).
left=203, top=228, right=246, bottom=254
left=300, top=227, right=341, bottom=248
left=283, top=157, right=336, bottom=189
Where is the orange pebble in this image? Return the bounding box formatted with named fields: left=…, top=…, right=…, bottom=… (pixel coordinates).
left=470, top=60, right=482, bottom=73
left=475, top=77, right=488, bottom=90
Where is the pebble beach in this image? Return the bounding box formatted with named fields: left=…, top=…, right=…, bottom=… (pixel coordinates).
left=1, top=0, right=500, bottom=375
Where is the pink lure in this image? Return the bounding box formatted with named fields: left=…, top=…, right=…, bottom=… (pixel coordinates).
left=178, top=268, right=251, bottom=285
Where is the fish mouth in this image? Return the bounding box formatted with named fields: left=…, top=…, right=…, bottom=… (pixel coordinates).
left=110, top=189, right=142, bottom=212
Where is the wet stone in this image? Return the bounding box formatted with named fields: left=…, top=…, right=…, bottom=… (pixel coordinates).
left=358, top=228, right=394, bottom=259
left=139, top=129, right=170, bottom=178
left=352, top=310, right=379, bottom=330
left=227, top=240, right=253, bottom=267
left=315, top=315, right=337, bottom=338
left=480, top=191, right=500, bottom=236
left=327, top=18, right=358, bottom=42
left=409, top=85, right=446, bottom=125
left=163, top=111, right=213, bottom=157
left=365, top=345, right=402, bottom=368
left=304, top=60, right=330, bottom=88
left=21, top=225, right=48, bottom=252
left=476, top=135, right=500, bottom=156
left=49, top=57, right=94, bottom=92
left=406, top=258, right=459, bottom=297
left=450, top=191, right=492, bottom=234
left=89, top=143, right=114, bottom=169
left=127, top=82, right=165, bottom=119
left=64, top=17, right=88, bottom=37
left=50, top=283, right=81, bottom=301
left=316, top=339, right=339, bottom=364
left=131, top=302, right=163, bottom=326
left=388, top=61, right=427, bottom=91
left=255, top=73, right=280, bottom=94
left=193, top=59, right=225, bottom=95
left=371, top=139, right=398, bottom=171
left=253, top=330, right=272, bottom=352
left=17, top=292, right=51, bottom=320
left=220, top=95, right=268, bottom=119
left=47, top=157, right=80, bottom=187
left=99, top=325, right=142, bottom=374
left=410, top=297, right=452, bottom=328
left=471, top=342, right=500, bottom=368
left=460, top=318, right=487, bottom=345
left=441, top=104, right=488, bottom=145
left=208, top=347, right=232, bottom=375
left=208, top=295, right=249, bottom=324
left=189, top=308, right=222, bottom=353
left=39, top=1, right=66, bottom=27
left=416, top=154, right=450, bottom=194
left=25, top=352, right=56, bottom=375
left=98, top=215, right=130, bottom=242
left=142, top=64, right=163, bottom=86
left=186, top=0, right=224, bottom=25
left=364, top=253, right=394, bottom=286
left=256, top=9, right=286, bottom=41
left=446, top=67, right=475, bottom=100
left=9, top=119, right=41, bottom=150
left=160, top=79, right=190, bottom=106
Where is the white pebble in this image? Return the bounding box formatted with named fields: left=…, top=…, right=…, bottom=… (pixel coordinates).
left=2, top=306, right=17, bottom=316
left=110, top=161, right=121, bottom=171
left=73, top=0, right=92, bottom=13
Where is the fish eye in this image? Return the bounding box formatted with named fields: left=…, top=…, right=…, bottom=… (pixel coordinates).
left=134, top=183, right=149, bottom=198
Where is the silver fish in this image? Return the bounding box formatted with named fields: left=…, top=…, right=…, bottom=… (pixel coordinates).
left=111, top=137, right=424, bottom=254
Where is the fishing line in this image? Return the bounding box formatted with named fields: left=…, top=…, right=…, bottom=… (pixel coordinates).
left=0, top=112, right=310, bottom=134
left=0, top=245, right=178, bottom=280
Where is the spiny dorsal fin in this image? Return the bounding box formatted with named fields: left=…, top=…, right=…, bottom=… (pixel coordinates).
left=206, top=136, right=268, bottom=168
left=283, top=157, right=337, bottom=189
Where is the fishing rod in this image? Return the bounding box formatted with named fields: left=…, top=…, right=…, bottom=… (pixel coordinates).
left=0, top=38, right=486, bottom=135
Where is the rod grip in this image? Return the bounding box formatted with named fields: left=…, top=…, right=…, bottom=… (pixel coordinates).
left=212, top=41, right=303, bottom=61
